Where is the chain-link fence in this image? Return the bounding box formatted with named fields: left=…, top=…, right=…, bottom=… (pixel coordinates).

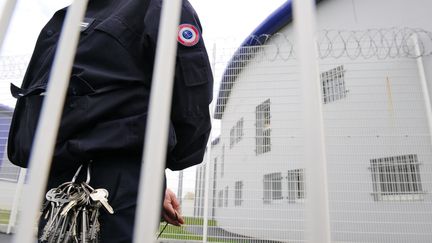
left=1, top=26, right=432, bottom=242
left=0, top=54, right=29, bottom=233
left=185, top=28, right=432, bottom=243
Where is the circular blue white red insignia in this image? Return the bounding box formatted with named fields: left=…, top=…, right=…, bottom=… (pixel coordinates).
left=178, top=24, right=200, bottom=47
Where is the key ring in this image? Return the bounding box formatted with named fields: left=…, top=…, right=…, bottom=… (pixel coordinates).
left=71, top=161, right=92, bottom=184
left=71, top=165, right=83, bottom=183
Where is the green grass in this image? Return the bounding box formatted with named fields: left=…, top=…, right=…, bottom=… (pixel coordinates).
left=184, top=216, right=218, bottom=227
left=0, top=209, right=10, bottom=224
left=157, top=217, right=239, bottom=242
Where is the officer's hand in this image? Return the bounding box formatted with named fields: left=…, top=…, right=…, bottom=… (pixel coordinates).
left=162, top=188, right=185, bottom=226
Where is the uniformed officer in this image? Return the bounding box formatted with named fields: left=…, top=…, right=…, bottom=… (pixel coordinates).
left=8, top=0, right=213, bottom=242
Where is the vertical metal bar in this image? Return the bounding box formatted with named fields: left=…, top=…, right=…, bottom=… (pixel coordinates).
left=202, top=158, right=211, bottom=243
left=292, top=0, right=331, bottom=242
left=6, top=168, right=26, bottom=234
left=0, top=0, right=17, bottom=51
left=178, top=171, right=183, bottom=206
left=13, top=1, right=89, bottom=242
left=412, top=35, right=432, bottom=147
left=133, top=0, right=182, bottom=242
left=202, top=42, right=217, bottom=243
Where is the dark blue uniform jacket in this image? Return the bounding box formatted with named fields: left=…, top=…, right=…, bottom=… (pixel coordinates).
left=8, top=0, right=213, bottom=172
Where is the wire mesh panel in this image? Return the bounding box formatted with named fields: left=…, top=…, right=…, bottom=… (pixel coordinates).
left=183, top=22, right=432, bottom=243
left=0, top=55, right=28, bottom=232
left=1, top=0, right=432, bottom=242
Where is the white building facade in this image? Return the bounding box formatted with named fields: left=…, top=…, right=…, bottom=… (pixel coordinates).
left=196, top=0, right=432, bottom=242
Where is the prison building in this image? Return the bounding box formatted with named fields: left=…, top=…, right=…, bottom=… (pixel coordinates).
left=195, top=0, right=432, bottom=242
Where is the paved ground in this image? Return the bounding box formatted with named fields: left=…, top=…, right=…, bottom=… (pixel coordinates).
left=1, top=227, right=285, bottom=243
left=0, top=234, right=192, bottom=243
left=0, top=233, right=13, bottom=243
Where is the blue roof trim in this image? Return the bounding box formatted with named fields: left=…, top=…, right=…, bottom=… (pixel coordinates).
left=246, top=1, right=293, bottom=45
left=214, top=1, right=294, bottom=119
left=214, top=0, right=326, bottom=119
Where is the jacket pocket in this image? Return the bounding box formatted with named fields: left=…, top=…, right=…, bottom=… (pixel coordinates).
left=7, top=80, right=92, bottom=167
left=94, top=17, right=141, bottom=55
left=178, top=49, right=210, bottom=87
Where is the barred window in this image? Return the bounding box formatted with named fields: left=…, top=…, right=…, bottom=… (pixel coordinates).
left=287, top=169, right=305, bottom=203
left=256, top=99, right=271, bottom=155
left=230, top=118, right=244, bottom=149
left=218, top=190, right=223, bottom=207
left=263, top=172, right=282, bottom=204
left=370, top=154, right=423, bottom=201
left=321, top=65, right=347, bottom=104
left=224, top=186, right=229, bottom=207
left=221, top=145, right=225, bottom=178
left=234, top=181, right=243, bottom=206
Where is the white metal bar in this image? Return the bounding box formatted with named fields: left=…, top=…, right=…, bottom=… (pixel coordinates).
left=202, top=144, right=211, bottom=243
left=292, top=0, right=331, bottom=243
left=13, top=1, right=89, bottom=242
left=202, top=42, right=217, bottom=243
left=6, top=168, right=26, bottom=234
left=0, top=0, right=17, bottom=52
left=133, top=0, right=182, bottom=242
left=413, top=35, right=432, bottom=146
left=178, top=171, right=183, bottom=206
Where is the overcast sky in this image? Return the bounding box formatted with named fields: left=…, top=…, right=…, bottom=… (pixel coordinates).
left=0, top=0, right=287, bottom=196
left=1, top=0, right=287, bottom=54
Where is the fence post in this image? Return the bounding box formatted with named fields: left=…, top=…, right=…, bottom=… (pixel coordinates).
left=202, top=42, right=217, bottom=243
left=412, top=35, right=432, bottom=146
left=0, top=0, right=17, bottom=51
left=6, top=168, right=26, bottom=234
left=13, top=1, right=89, bottom=242
left=202, top=153, right=211, bottom=242
left=178, top=171, right=183, bottom=206
left=292, top=0, right=331, bottom=242
left=132, top=0, right=182, bottom=242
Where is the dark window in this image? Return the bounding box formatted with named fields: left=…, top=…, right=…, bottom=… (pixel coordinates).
left=370, top=154, right=423, bottom=201
left=263, top=172, right=282, bottom=204
left=321, top=65, right=347, bottom=104
left=218, top=190, right=223, bottom=207
left=256, top=99, right=271, bottom=155
left=234, top=181, right=243, bottom=206
left=224, top=186, right=229, bottom=207
left=230, top=118, right=244, bottom=149
left=287, top=169, right=305, bottom=203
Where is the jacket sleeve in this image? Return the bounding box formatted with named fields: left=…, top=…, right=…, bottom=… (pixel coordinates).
left=144, top=0, right=213, bottom=170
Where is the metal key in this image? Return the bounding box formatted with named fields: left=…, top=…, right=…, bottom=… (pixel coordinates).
left=81, top=207, right=89, bottom=243
left=60, top=190, right=85, bottom=216
left=90, top=189, right=114, bottom=214
left=88, top=205, right=101, bottom=241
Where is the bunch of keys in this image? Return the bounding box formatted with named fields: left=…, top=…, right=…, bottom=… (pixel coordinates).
left=40, top=163, right=114, bottom=243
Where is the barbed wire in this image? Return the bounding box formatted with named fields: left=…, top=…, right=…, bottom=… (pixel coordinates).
left=235, top=27, right=432, bottom=61
left=0, top=28, right=431, bottom=80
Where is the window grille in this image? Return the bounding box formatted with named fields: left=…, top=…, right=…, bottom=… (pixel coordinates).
left=320, top=65, right=347, bottom=104
left=224, top=186, right=229, bottom=207
left=230, top=118, right=244, bottom=149
left=234, top=181, right=243, bottom=206
left=256, top=99, right=271, bottom=155
left=218, top=190, right=223, bottom=208
left=370, top=154, right=423, bottom=201
left=221, top=145, right=225, bottom=178
left=287, top=169, right=305, bottom=203
left=263, top=172, right=282, bottom=204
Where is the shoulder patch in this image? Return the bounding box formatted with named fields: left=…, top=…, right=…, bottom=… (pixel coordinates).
left=178, top=24, right=200, bottom=47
